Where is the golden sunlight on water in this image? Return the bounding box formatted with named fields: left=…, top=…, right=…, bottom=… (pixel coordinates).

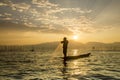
left=71, top=60, right=81, bottom=75
left=72, top=49, right=78, bottom=56
left=68, top=49, right=90, bottom=77
left=0, top=50, right=120, bottom=80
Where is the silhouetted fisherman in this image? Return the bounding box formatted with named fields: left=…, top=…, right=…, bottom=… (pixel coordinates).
left=61, top=37, right=69, bottom=59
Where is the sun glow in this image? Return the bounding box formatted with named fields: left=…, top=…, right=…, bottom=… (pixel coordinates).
left=72, top=35, right=79, bottom=40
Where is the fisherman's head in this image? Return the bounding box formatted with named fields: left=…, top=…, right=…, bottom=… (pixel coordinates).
left=63, top=37, right=67, bottom=40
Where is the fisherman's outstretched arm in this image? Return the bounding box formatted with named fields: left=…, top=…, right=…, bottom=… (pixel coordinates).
left=61, top=41, right=64, bottom=43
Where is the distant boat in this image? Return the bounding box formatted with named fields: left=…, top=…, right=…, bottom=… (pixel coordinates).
left=30, top=48, right=34, bottom=52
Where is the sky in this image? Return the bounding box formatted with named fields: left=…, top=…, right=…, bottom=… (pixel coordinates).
left=0, top=0, right=120, bottom=45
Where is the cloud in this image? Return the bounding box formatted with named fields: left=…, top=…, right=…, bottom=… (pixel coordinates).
left=32, top=0, right=58, bottom=8
left=43, top=16, right=95, bottom=33
left=0, top=13, right=13, bottom=21
left=10, top=3, right=31, bottom=12
left=31, top=0, right=92, bottom=16
left=0, top=21, right=47, bottom=32
left=46, top=8, right=92, bottom=15
left=0, top=2, right=7, bottom=6
left=0, top=13, right=12, bottom=17
left=0, top=1, right=30, bottom=12
left=0, top=17, right=12, bottom=20
left=0, top=0, right=114, bottom=35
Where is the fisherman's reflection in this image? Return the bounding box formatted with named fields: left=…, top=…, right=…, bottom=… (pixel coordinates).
left=61, top=59, right=68, bottom=80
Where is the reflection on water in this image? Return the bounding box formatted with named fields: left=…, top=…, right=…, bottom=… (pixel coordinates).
left=0, top=49, right=120, bottom=80
left=62, top=60, right=67, bottom=80
left=62, top=49, right=89, bottom=80
left=62, top=49, right=90, bottom=80
left=72, top=49, right=78, bottom=56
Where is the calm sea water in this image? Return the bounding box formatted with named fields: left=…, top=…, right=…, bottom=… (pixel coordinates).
left=0, top=49, right=120, bottom=80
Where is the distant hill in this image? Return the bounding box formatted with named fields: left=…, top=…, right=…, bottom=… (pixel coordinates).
left=85, top=42, right=120, bottom=51
left=0, top=41, right=120, bottom=52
